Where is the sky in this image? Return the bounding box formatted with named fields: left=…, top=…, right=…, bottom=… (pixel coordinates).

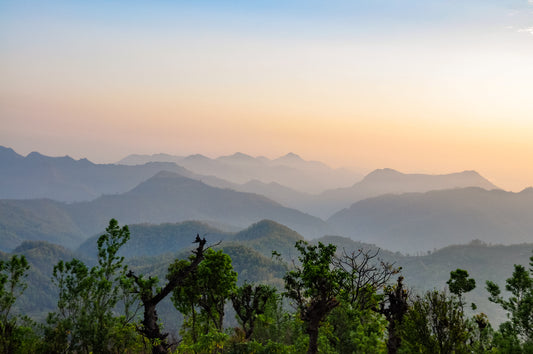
left=1, top=0, right=533, bottom=191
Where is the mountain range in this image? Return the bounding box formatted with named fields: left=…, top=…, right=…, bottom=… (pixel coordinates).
left=0, top=171, right=331, bottom=251
left=328, top=187, right=533, bottom=253
left=116, top=151, right=361, bottom=194
left=3, top=146, right=533, bottom=254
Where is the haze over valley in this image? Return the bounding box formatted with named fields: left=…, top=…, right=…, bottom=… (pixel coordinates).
left=2, top=145, right=531, bottom=255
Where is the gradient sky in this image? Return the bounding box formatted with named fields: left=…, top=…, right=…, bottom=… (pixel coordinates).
left=1, top=0, right=533, bottom=191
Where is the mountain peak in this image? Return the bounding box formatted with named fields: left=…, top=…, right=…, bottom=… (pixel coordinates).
left=0, top=146, right=22, bottom=161
left=26, top=151, right=46, bottom=159
left=459, top=170, right=481, bottom=177
left=185, top=154, right=210, bottom=161
left=284, top=152, right=302, bottom=159
left=363, top=168, right=403, bottom=181
left=233, top=219, right=303, bottom=241
left=218, top=152, right=255, bottom=161
left=274, top=152, right=304, bottom=163
left=520, top=187, right=533, bottom=194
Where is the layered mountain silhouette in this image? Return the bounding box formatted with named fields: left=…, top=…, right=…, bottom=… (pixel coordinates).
left=0, top=171, right=331, bottom=251
left=0, top=146, right=196, bottom=202
left=77, top=220, right=232, bottom=258
left=306, top=168, right=500, bottom=217
left=117, top=151, right=360, bottom=193
left=229, top=168, right=501, bottom=218
left=68, top=171, right=331, bottom=238
left=328, top=187, right=533, bottom=253
left=0, top=199, right=86, bottom=251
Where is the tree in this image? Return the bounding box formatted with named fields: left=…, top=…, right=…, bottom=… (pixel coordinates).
left=321, top=248, right=400, bottom=354
left=380, top=276, right=409, bottom=354
left=0, top=255, right=31, bottom=353
left=447, top=268, right=475, bottom=312
left=231, top=283, right=277, bottom=340
left=486, top=249, right=533, bottom=348
left=400, top=289, right=471, bottom=354
left=127, top=235, right=207, bottom=354
left=284, top=241, right=345, bottom=354
left=333, top=248, right=399, bottom=310
left=171, top=248, right=237, bottom=353
left=45, top=219, right=138, bottom=353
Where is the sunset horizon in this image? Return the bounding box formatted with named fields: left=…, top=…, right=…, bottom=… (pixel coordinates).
left=2, top=0, right=533, bottom=192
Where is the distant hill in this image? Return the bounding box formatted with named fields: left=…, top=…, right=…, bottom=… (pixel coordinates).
left=231, top=219, right=305, bottom=259
left=117, top=151, right=361, bottom=194
left=0, top=172, right=331, bottom=251
left=1, top=241, right=80, bottom=320
left=308, top=169, right=501, bottom=218
left=0, top=146, right=197, bottom=202
left=67, top=171, right=332, bottom=240
left=0, top=199, right=85, bottom=251
left=328, top=187, right=533, bottom=253
left=116, top=153, right=185, bottom=165
left=231, top=179, right=313, bottom=210
left=77, top=221, right=232, bottom=258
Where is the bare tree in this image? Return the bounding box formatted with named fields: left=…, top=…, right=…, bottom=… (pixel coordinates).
left=127, top=235, right=207, bottom=354
left=333, top=248, right=400, bottom=309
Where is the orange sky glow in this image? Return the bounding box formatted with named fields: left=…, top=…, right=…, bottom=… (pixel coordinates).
left=1, top=1, right=533, bottom=191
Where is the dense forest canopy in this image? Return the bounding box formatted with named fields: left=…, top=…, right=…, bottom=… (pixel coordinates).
left=2, top=219, right=533, bottom=353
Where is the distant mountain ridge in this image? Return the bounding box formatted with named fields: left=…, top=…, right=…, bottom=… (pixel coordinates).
left=67, top=171, right=332, bottom=239
left=306, top=168, right=500, bottom=217
left=0, top=171, right=332, bottom=251
left=0, top=146, right=197, bottom=202
left=116, top=151, right=361, bottom=193
left=328, top=187, right=533, bottom=253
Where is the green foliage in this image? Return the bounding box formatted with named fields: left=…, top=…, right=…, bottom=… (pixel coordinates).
left=232, top=220, right=304, bottom=260
left=172, top=249, right=237, bottom=332
left=381, top=276, right=409, bottom=354
left=284, top=240, right=345, bottom=354
left=0, top=254, right=33, bottom=353
left=400, top=289, right=473, bottom=354
left=45, top=219, right=141, bottom=353
left=447, top=268, right=476, bottom=311
left=326, top=303, right=387, bottom=353
left=486, top=250, right=533, bottom=350
left=231, top=283, right=277, bottom=340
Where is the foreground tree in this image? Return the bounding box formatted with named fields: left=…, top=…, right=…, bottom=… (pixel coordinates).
left=284, top=241, right=345, bottom=354
left=0, top=255, right=33, bottom=353
left=334, top=248, right=400, bottom=310
left=486, top=250, right=533, bottom=351
left=447, top=268, right=476, bottom=312
left=45, top=219, right=139, bottom=353
left=380, top=276, right=409, bottom=354
left=231, top=283, right=277, bottom=340
left=128, top=235, right=207, bottom=354
left=400, top=289, right=471, bottom=353
left=324, top=248, right=400, bottom=353
left=170, top=248, right=236, bottom=353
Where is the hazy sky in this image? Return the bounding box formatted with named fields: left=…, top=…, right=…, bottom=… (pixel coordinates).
left=2, top=0, right=533, bottom=191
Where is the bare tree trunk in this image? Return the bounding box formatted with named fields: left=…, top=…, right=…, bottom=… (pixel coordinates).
left=128, top=236, right=207, bottom=354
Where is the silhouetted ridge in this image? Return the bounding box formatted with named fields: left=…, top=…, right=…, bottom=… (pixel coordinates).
left=217, top=152, right=256, bottom=162
left=233, top=219, right=303, bottom=241
left=0, top=146, right=22, bottom=161
left=360, top=168, right=404, bottom=182
left=184, top=154, right=210, bottom=161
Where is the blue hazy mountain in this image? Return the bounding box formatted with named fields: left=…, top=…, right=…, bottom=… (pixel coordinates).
left=328, top=187, right=533, bottom=253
